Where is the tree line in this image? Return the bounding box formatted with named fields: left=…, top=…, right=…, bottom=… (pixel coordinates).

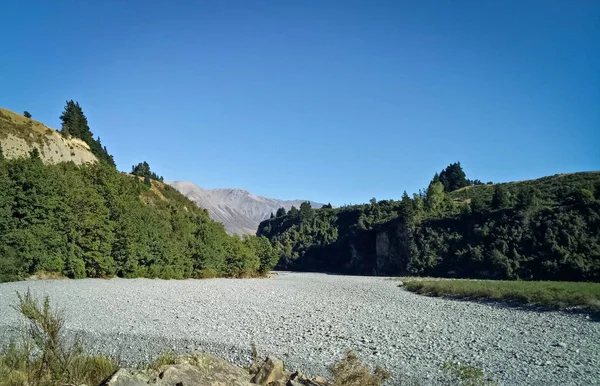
left=0, top=103, right=279, bottom=282
left=258, top=163, right=600, bottom=281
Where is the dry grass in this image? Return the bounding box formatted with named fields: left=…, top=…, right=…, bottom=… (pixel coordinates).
left=330, top=351, right=390, bottom=386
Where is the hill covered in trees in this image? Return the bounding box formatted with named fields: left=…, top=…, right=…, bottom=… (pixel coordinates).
left=258, top=164, right=600, bottom=281
left=0, top=106, right=277, bottom=282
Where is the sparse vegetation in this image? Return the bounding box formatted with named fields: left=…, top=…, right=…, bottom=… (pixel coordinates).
left=329, top=351, right=391, bottom=386
left=403, top=278, right=600, bottom=310
left=22, top=111, right=31, bottom=119
left=0, top=290, right=118, bottom=386
left=442, top=362, right=497, bottom=385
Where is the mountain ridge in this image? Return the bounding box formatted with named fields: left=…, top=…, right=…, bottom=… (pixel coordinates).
left=169, top=180, right=325, bottom=235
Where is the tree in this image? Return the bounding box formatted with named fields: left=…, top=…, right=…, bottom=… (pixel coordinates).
left=131, top=161, right=163, bottom=182
left=321, top=203, right=333, bottom=209
left=288, top=206, right=299, bottom=217
left=276, top=207, right=286, bottom=217
left=425, top=181, right=445, bottom=214
left=23, top=111, right=32, bottom=119
left=299, top=201, right=314, bottom=223
left=369, top=197, right=377, bottom=205
left=491, top=184, right=510, bottom=209
left=439, top=162, right=468, bottom=192
left=0, top=143, right=4, bottom=161
left=270, top=212, right=274, bottom=219
left=59, top=100, right=115, bottom=167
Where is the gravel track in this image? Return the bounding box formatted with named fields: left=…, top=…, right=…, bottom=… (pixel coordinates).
left=0, top=272, right=598, bottom=385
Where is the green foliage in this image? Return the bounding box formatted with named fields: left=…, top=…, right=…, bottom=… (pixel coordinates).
left=0, top=290, right=118, bottom=386
left=131, top=161, right=164, bottom=182
left=442, top=362, right=497, bottom=386
left=59, top=100, right=115, bottom=167
left=491, top=184, right=510, bottom=209
left=0, top=142, right=4, bottom=161
left=0, top=156, right=273, bottom=282
left=439, top=162, right=468, bottom=192
left=404, top=279, right=600, bottom=310
left=23, top=111, right=31, bottom=119
left=258, top=164, right=600, bottom=281
left=276, top=207, right=286, bottom=217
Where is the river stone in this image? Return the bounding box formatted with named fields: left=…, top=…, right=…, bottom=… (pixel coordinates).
left=102, top=353, right=254, bottom=386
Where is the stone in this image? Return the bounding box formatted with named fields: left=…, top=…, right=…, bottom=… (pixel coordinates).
left=102, top=353, right=254, bottom=386
left=251, top=356, right=286, bottom=386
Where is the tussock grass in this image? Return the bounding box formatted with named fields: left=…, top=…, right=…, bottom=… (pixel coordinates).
left=330, top=351, right=391, bottom=386
left=403, top=278, right=600, bottom=310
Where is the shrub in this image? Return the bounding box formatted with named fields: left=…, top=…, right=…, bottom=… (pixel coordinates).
left=0, top=290, right=118, bottom=386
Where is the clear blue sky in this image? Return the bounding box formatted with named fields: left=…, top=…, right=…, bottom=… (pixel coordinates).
left=1, top=1, right=598, bottom=206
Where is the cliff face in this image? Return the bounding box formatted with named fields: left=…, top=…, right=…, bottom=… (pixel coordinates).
left=0, top=108, right=97, bottom=165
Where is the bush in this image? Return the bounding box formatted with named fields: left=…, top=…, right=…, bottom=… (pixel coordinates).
left=23, top=111, right=32, bottom=119
left=0, top=290, right=118, bottom=386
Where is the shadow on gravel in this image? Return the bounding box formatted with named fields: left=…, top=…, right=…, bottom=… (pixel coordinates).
left=434, top=295, right=600, bottom=322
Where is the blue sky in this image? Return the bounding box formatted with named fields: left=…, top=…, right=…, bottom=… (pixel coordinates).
left=1, top=1, right=598, bottom=206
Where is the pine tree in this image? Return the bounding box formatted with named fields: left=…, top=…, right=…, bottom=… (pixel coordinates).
left=491, top=184, right=510, bottom=209
left=276, top=207, right=286, bottom=217
left=439, top=162, right=468, bottom=192
left=59, top=101, right=115, bottom=167
left=288, top=206, right=299, bottom=216
left=270, top=212, right=274, bottom=219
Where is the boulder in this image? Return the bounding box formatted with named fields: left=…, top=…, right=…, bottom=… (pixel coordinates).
left=251, top=356, right=285, bottom=385
left=102, top=353, right=254, bottom=386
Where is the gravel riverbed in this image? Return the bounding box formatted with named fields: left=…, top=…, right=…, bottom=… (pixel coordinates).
left=0, top=272, right=598, bottom=385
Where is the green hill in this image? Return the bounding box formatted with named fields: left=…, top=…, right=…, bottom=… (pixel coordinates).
left=258, top=167, right=600, bottom=281
left=0, top=107, right=277, bottom=282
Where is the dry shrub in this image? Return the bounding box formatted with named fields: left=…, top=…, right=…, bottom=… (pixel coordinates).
left=330, top=351, right=390, bottom=386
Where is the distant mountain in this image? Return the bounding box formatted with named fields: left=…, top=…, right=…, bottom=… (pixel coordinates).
left=169, top=181, right=325, bottom=235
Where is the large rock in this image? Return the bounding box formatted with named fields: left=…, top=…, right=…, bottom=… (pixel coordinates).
left=102, top=353, right=255, bottom=386
left=251, top=356, right=285, bottom=385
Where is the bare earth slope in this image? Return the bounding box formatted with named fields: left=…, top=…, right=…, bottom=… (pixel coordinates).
left=0, top=108, right=97, bottom=165
left=169, top=181, right=324, bottom=235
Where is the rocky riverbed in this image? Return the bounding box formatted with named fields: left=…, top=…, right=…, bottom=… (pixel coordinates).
left=0, top=272, right=598, bottom=385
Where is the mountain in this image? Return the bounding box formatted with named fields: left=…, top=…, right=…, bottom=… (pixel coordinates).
left=0, top=108, right=97, bottom=165
left=169, top=181, right=325, bottom=235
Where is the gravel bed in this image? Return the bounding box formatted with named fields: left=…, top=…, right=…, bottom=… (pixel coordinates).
left=0, top=272, right=598, bottom=385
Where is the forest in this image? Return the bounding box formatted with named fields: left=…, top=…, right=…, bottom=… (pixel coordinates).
left=258, top=163, right=600, bottom=281
left=0, top=104, right=278, bottom=282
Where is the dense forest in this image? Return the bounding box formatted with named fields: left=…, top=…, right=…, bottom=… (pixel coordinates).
left=258, top=163, right=600, bottom=281
left=0, top=104, right=278, bottom=282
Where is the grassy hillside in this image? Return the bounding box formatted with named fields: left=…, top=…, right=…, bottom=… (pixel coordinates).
left=258, top=168, right=600, bottom=281
left=0, top=108, right=278, bottom=282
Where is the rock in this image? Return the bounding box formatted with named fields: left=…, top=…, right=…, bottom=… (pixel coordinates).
left=251, top=356, right=285, bottom=386
left=102, top=353, right=254, bottom=386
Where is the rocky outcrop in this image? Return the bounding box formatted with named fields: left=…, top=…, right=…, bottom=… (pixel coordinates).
left=0, top=108, right=98, bottom=165
left=102, top=353, right=330, bottom=386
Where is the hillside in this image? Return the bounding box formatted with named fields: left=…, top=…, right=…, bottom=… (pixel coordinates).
left=258, top=167, right=600, bottom=281
left=0, top=108, right=97, bottom=164
left=169, top=180, right=325, bottom=235
left=0, top=106, right=278, bottom=282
